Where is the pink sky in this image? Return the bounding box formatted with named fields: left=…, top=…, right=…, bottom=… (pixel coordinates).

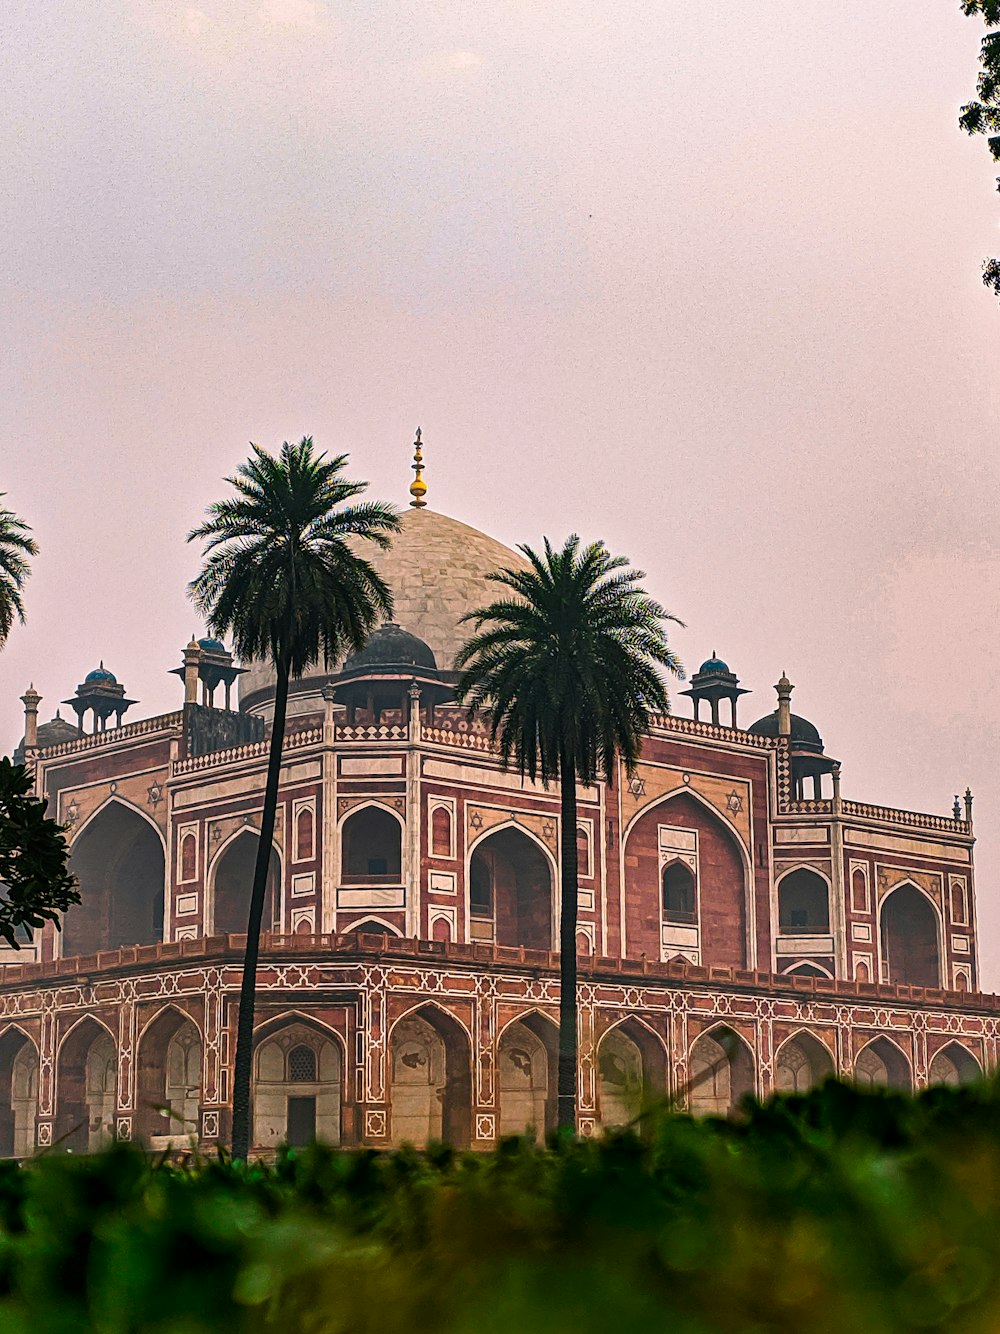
left=3, top=1, right=1000, bottom=980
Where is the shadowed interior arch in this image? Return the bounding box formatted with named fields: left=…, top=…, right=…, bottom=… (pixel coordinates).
left=688, top=1025, right=755, bottom=1116
left=212, top=832, right=280, bottom=936
left=469, top=828, right=553, bottom=950
left=389, top=1005, right=471, bottom=1148
left=880, top=885, right=940, bottom=988
left=136, top=1010, right=202, bottom=1144
left=0, top=1031, right=37, bottom=1157
left=63, top=803, right=164, bottom=956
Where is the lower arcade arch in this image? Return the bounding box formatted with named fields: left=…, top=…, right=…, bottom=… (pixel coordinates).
left=135, top=1009, right=202, bottom=1144
left=774, top=1032, right=834, bottom=1095
left=468, top=827, right=554, bottom=951
left=389, top=1006, right=471, bottom=1148
left=596, top=1020, right=668, bottom=1129
left=854, top=1037, right=912, bottom=1091
left=63, top=801, right=165, bottom=956
left=211, top=832, right=281, bottom=937
left=688, top=1025, right=756, bottom=1117
left=253, top=1020, right=343, bottom=1149
left=928, top=1042, right=982, bottom=1087
left=496, top=1012, right=559, bottom=1140
left=56, top=1019, right=117, bottom=1151
left=0, top=1030, right=38, bottom=1157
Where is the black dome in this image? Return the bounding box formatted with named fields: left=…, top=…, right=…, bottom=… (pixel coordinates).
left=747, top=711, right=824, bottom=753
left=343, top=622, right=438, bottom=673
left=13, top=712, right=79, bottom=763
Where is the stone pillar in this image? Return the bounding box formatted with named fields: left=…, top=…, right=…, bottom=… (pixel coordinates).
left=965, top=787, right=974, bottom=832
left=775, top=673, right=793, bottom=737
left=20, top=685, right=40, bottom=755
left=182, top=639, right=201, bottom=706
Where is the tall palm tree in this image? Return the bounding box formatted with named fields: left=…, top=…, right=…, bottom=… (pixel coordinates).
left=189, top=438, right=398, bottom=1159
left=0, top=498, right=38, bottom=649
left=456, top=536, right=683, bottom=1132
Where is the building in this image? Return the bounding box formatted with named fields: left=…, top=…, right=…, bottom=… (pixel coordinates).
left=0, top=470, right=994, bottom=1155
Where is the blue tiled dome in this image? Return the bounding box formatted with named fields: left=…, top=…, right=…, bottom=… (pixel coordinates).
left=699, top=653, right=730, bottom=675
left=85, top=665, right=117, bottom=685
left=198, top=638, right=227, bottom=654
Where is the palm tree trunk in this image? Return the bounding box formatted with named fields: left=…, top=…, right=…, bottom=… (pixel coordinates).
left=230, top=656, right=290, bottom=1160
left=556, top=743, right=579, bottom=1133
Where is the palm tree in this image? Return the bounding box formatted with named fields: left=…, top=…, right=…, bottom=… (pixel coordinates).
left=456, top=536, right=683, bottom=1132
left=189, top=438, right=398, bottom=1159
left=0, top=498, right=38, bottom=649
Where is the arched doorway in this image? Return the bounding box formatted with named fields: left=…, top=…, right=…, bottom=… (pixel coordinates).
left=135, top=1010, right=202, bottom=1145
left=56, top=1020, right=117, bottom=1151
left=211, top=832, right=281, bottom=936
left=253, top=1021, right=342, bottom=1149
left=468, top=828, right=553, bottom=951
left=688, top=1026, right=755, bottom=1116
left=0, top=1030, right=38, bottom=1157
left=496, top=1014, right=558, bottom=1140
left=63, top=803, right=164, bottom=956
left=597, top=1020, right=668, bottom=1129
left=777, top=870, right=830, bottom=934
left=880, top=885, right=940, bottom=988
left=389, top=1007, right=471, bottom=1148
left=341, top=806, right=402, bottom=882
left=928, top=1043, right=982, bottom=1087
left=854, top=1037, right=911, bottom=1091
left=774, top=1033, right=834, bottom=1094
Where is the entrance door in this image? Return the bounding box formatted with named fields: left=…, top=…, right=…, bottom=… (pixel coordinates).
left=287, top=1096, right=317, bottom=1147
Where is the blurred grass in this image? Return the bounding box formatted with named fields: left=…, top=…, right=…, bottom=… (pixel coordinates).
left=4, top=1078, right=1000, bottom=1331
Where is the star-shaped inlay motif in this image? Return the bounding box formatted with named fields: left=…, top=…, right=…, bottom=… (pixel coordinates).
left=542, top=819, right=555, bottom=839
left=469, top=811, right=483, bottom=831
left=628, top=776, right=645, bottom=798
left=727, top=790, right=743, bottom=815
left=146, top=782, right=162, bottom=808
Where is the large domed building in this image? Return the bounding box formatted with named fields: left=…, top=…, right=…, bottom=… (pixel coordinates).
left=0, top=442, right=992, bottom=1157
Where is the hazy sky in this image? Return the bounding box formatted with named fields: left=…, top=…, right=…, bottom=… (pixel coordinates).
left=3, top=1, right=1000, bottom=980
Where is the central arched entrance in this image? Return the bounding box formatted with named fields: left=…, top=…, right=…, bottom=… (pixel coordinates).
left=880, top=885, right=940, bottom=988
left=211, top=832, right=281, bottom=936
left=469, top=827, right=554, bottom=951
left=63, top=802, right=164, bottom=956
left=253, top=1020, right=342, bottom=1150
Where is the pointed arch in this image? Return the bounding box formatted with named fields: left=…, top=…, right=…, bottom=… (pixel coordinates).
left=688, top=1024, right=756, bottom=1117
left=466, top=824, right=557, bottom=951
left=253, top=1015, right=343, bottom=1149
left=879, top=882, right=942, bottom=988
left=622, top=785, right=753, bottom=865
left=773, top=1031, right=835, bottom=1094
left=63, top=798, right=165, bottom=956
left=928, top=1042, right=982, bottom=1087
left=252, top=1009, right=348, bottom=1061
left=55, top=1016, right=118, bottom=1151
left=136, top=1007, right=202, bottom=1144
left=340, top=802, right=403, bottom=883
left=854, top=1036, right=912, bottom=1091
left=340, top=916, right=403, bottom=938
left=776, top=866, right=831, bottom=934
left=782, top=961, right=834, bottom=979
left=596, top=1016, right=668, bottom=1128
left=496, top=1011, right=559, bottom=1140
left=208, top=828, right=282, bottom=937
left=0, top=1028, right=38, bottom=1157
left=388, top=1003, right=471, bottom=1148
left=71, top=793, right=167, bottom=848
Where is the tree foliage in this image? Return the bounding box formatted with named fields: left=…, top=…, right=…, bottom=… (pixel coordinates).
left=960, top=2, right=1000, bottom=293
left=0, top=758, right=78, bottom=948
left=0, top=498, right=37, bottom=650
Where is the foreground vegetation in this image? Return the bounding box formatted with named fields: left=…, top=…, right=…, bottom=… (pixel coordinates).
left=3, top=1078, right=1000, bottom=1332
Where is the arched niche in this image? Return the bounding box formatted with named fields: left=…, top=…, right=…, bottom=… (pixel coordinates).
left=688, top=1025, right=755, bottom=1117
left=777, top=869, right=830, bottom=934
left=468, top=827, right=554, bottom=951
left=497, top=1013, right=558, bottom=1141
left=597, top=1020, right=667, bottom=1130
left=854, top=1037, right=911, bottom=1092
left=56, top=1020, right=117, bottom=1151
left=63, top=802, right=165, bottom=956
left=662, top=860, right=696, bottom=923
left=211, top=831, right=281, bottom=936
left=389, top=1006, right=471, bottom=1148
left=928, top=1042, right=982, bottom=1087
left=774, top=1032, right=834, bottom=1095
left=431, top=805, right=453, bottom=858
left=880, top=885, right=940, bottom=988
left=253, top=1020, right=342, bottom=1149
left=135, top=1009, right=202, bottom=1145
left=624, top=793, right=749, bottom=967
left=0, top=1030, right=38, bottom=1157
left=341, top=806, right=402, bottom=882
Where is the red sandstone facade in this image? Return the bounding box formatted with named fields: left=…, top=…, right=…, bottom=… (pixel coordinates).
left=0, top=507, right=992, bottom=1154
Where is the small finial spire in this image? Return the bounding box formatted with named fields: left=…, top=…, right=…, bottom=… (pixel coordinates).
left=409, top=426, right=427, bottom=508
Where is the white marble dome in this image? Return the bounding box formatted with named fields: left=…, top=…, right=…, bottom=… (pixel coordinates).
left=239, top=508, right=526, bottom=711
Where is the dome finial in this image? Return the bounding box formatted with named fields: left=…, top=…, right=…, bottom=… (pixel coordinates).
left=409, top=426, right=427, bottom=509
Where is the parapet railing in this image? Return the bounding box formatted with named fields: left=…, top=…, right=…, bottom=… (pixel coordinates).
left=172, top=724, right=325, bottom=776
left=840, top=799, right=971, bottom=837
left=39, top=712, right=184, bottom=759
left=0, top=931, right=994, bottom=1012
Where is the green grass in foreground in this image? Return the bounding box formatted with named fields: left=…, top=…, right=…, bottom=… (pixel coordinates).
left=3, top=1079, right=1000, bottom=1332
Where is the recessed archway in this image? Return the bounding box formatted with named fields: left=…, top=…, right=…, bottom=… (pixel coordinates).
left=0, top=1030, right=38, bottom=1157
left=596, top=1019, right=668, bottom=1129
left=210, top=831, right=281, bottom=936
left=253, top=1019, right=342, bottom=1149
left=688, top=1025, right=756, bottom=1116
left=880, top=885, right=940, bottom=988
left=341, top=805, right=402, bottom=882
left=496, top=1012, right=559, bottom=1140
left=63, top=801, right=165, bottom=956
left=928, top=1042, right=982, bottom=1087
left=777, top=869, right=830, bottom=934
left=468, top=827, right=554, bottom=951
left=854, top=1037, right=911, bottom=1091
left=135, top=1009, right=202, bottom=1145
left=389, top=1005, right=471, bottom=1148
left=56, top=1019, right=117, bottom=1151
left=774, top=1032, right=834, bottom=1095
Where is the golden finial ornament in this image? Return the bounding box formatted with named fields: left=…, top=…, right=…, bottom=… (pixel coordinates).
left=409, top=427, right=427, bottom=508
